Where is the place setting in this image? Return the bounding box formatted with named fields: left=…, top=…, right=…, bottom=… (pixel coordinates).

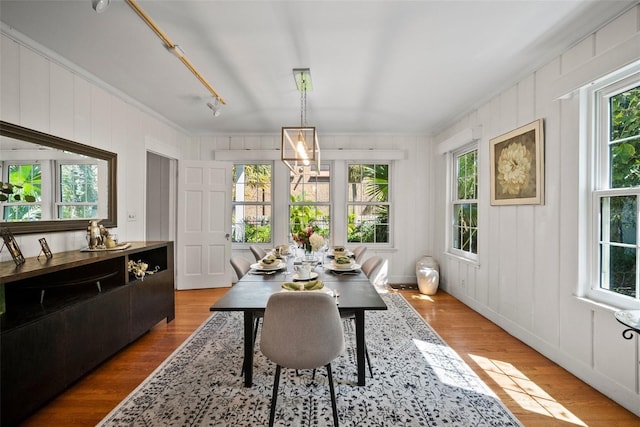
left=323, top=255, right=361, bottom=275
left=250, top=254, right=286, bottom=275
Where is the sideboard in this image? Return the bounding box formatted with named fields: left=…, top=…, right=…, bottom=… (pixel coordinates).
left=0, top=241, right=175, bottom=425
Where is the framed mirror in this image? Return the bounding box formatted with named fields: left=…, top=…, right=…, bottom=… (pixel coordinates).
left=0, top=121, right=117, bottom=235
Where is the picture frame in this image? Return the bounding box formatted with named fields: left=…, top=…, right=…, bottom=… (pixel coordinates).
left=38, top=237, right=53, bottom=260
left=1, top=228, right=25, bottom=266
left=490, top=119, right=544, bottom=205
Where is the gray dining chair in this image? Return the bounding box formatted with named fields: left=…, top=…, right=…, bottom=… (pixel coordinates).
left=249, top=245, right=268, bottom=262
left=261, top=292, right=344, bottom=427
left=352, top=245, right=367, bottom=263
left=361, top=256, right=383, bottom=280
left=230, top=256, right=252, bottom=282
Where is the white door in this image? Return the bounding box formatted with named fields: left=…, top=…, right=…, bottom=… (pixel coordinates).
left=177, top=160, right=232, bottom=289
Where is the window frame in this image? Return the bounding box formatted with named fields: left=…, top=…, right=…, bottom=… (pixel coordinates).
left=231, top=162, right=274, bottom=245
left=345, top=162, right=392, bottom=246
left=288, top=162, right=332, bottom=242
left=448, top=144, right=479, bottom=262
left=586, top=65, right=640, bottom=308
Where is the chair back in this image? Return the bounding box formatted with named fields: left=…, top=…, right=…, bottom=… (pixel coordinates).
left=250, top=245, right=268, bottom=261
left=352, top=245, right=367, bottom=263
left=361, top=256, right=383, bottom=279
left=261, top=292, right=344, bottom=370
left=230, top=256, right=252, bottom=280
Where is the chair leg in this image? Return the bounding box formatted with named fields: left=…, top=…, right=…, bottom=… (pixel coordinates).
left=269, top=365, right=282, bottom=427
left=364, top=343, right=373, bottom=377
left=326, top=363, right=339, bottom=427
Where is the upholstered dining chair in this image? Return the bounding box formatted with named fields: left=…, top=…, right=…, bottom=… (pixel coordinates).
left=261, top=292, right=344, bottom=427
left=230, top=256, right=252, bottom=282
left=249, top=245, right=267, bottom=262
left=361, top=256, right=383, bottom=280
left=352, top=245, right=367, bottom=263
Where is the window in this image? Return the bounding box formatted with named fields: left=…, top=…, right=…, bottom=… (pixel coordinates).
left=3, top=163, right=42, bottom=221
left=591, top=68, right=640, bottom=304
left=347, top=163, right=390, bottom=244
left=232, top=163, right=272, bottom=243
left=289, top=163, right=330, bottom=240
left=57, top=162, right=99, bottom=219
left=450, top=147, right=478, bottom=258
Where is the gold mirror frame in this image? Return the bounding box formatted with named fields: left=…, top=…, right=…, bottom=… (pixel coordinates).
left=0, top=121, right=117, bottom=235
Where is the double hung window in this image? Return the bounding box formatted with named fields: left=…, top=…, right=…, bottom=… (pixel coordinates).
left=289, top=163, right=331, bottom=240
left=591, top=67, right=640, bottom=304
left=232, top=163, right=272, bottom=243
left=346, top=163, right=390, bottom=244
left=450, top=147, right=478, bottom=259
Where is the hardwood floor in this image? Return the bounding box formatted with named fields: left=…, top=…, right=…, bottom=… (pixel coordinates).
left=19, top=288, right=637, bottom=426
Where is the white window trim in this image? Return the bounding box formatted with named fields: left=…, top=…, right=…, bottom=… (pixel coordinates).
left=446, top=144, right=479, bottom=263
left=345, top=161, right=393, bottom=247
left=583, top=61, right=640, bottom=310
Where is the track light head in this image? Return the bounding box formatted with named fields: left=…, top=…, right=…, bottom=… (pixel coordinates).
left=91, top=0, right=111, bottom=13
left=207, top=100, right=222, bottom=117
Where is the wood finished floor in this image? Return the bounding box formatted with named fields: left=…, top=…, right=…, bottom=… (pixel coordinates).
left=19, top=288, right=638, bottom=426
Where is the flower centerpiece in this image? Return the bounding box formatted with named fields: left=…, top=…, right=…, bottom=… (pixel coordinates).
left=293, top=224, right=325, bottom=254
left=128, top=259, right=160, bottom=281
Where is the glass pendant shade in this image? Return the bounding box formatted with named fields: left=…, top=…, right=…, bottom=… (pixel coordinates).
left=281, top=126, right=319, bottom=172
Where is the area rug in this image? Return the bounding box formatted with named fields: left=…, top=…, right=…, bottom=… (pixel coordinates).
left=98, top=293, right=522, bottom=426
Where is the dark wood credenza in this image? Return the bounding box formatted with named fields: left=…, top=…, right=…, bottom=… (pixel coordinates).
left=0, top=241, right=175, bottom=426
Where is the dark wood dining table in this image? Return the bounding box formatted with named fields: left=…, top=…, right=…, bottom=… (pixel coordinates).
left=210, top=258, right=387, bottom=387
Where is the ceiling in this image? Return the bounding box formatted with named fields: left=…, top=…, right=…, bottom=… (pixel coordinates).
left=0, top=1, right=636, bottom=136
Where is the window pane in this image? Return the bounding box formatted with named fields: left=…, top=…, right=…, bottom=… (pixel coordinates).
left=233, top=164, right=271, bottom=202
left=609, top=84, right=640, bottom=188
left=232, top=205, right=272, bottom=243
left=60, top=164, right=98, bottom=203
left=347, top=204, right=389, bottom=243
left=4, top=164, right=42, bottom=221
left=601, top=195, right=636, bottom=244
left=58, top=205, right=97, bottom=219
left=457, top=150, right=477, bottom=200
left=453, top=203, right=477, bottom=252
left=601, top=244, right=637, bottom=298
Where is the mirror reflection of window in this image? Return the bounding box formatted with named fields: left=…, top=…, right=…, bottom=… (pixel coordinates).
left=4, top=163, right=42, bottom=222
left=58, top=163, right=99, bottom=219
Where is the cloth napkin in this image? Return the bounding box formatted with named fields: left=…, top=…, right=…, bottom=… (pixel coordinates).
left=282, top=280, right=324, bottom=291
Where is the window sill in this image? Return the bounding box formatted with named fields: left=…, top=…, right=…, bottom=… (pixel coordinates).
left=573, top=294, right=640, bottom=313
left=443, top=251, right=480, bottom=269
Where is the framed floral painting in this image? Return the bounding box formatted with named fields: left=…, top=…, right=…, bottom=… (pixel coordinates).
left=490, top=119, right=544, bottom=205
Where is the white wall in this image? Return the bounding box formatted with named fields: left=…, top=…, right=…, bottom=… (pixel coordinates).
left=0, top=31, right=190, bottom=262
left=432, top=6, right=640, bottom=415
left=196, top=133, right=432, bottom=284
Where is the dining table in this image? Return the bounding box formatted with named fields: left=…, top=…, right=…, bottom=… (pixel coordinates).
left=210, top=255, right=388, bottom=387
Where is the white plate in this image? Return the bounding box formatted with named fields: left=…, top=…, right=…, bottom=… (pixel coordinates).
left=324, top=263, right=361, bottom=272
left=293, top=272, right=319, bottom=281
left=251, top=261, right=284, bottom=271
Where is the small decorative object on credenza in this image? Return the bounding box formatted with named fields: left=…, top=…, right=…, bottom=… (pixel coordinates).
left=0, top=228, right=25, bottom=266
left=128, top=259, right=160, bottom=281
left=38, top=237, right=53, bottom=260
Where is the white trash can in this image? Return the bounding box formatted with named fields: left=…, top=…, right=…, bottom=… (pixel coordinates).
left=416, top=256, right=440, bottom=295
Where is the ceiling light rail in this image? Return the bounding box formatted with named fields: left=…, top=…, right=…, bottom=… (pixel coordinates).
left=123, top=0, right=226, bottom=106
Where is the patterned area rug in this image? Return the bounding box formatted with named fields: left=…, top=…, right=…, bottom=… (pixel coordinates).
left=99, top=293, right=522, bottom=426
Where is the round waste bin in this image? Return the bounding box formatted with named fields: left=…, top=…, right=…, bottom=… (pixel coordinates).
left=416, top=256, right=439, bottom=295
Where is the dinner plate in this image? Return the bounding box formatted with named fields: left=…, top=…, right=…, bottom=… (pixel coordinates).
left=293, top=272, right=319, bottom=281
left=251, top=261, right=284, bottom=271
left=323, top=263, right=361, bottom=272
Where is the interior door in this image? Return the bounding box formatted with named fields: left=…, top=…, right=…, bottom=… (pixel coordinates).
left=177, top=160, right=232, bottom=289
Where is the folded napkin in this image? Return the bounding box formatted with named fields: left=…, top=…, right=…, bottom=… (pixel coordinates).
left=260, top=254, right=279, bottom=267
left=282, top=280, right=324, bottom=291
